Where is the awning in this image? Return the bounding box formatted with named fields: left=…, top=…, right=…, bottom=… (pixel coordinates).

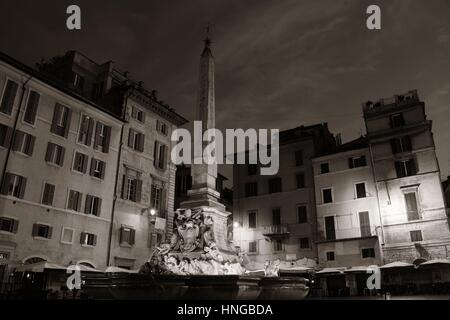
left=74, top=264, right=103, bottom=273
left=419, top=259, right=450, bottom=266
left=380, top=261, right=414, bottom=269
left=344, top=266, right=373, bottom=273
left=105, top=266, right=139, bottom=273
left=15, top=262, right=66, bottom=273
left=316, top=267, right=346, bottom=275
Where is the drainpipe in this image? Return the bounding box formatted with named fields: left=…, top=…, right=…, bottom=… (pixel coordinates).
left=106, top=88, right=131, bottom=266
left=0, top=75, right=33, bottom=190
left=369, top=143, right=386, bottom=265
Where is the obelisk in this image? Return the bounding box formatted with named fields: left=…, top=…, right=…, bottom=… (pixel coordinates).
left=180, top=28, right=232, bottom=252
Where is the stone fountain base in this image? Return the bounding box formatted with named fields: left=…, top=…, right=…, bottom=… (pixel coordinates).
left=80, top=273, right=310, bottom=300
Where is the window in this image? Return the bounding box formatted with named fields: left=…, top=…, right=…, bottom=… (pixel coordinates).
left=245, top=182, right=258, bottom=197
left=122, top=174, right=142, bottom=203
left=120, top=226, right=136, bottom=246
left=296, top=173, right=305, bottom=189
left=268, top=177, right=282, bottom=193
left=325, top=216, right=336, bottom=240
left=0, top=124, right=13, bottom=148
left=395, top=159, right=417, bottom=178
left=157, top=120, right=168, bottom=135
left=410, top=230, right=423, bottom=242
left=12, top=130, right=35, bottom=156
left=0, top=79, right=19, bottom=115
left=23, top=90, right=40, bottom=124
left=73, top=152, right=89, bottom=173
left=90, top=158, right=105, bottom=179
left=272, top=208, right=281, bottom=226
left=132, top=107, right=145, bottom=123
left=359, top=211, right=371, bottom=237
left=273, top=239, right=283, bottom=252
left=0, top=217, right=19, bottom=233
left=61, top=227, right=74, bottom=244
left=355, top=182, right=367, bottom=199
left=67, top=190, right=82, bottom=212
left=247, top=164, right=258, bottom=176
left=80, top=232, right=97, bottom=246
left=391, top=136, right=412, bottom=154
left=248, top=241, right=257, bottom=253
left=151, top=184, right=165, bottom=214
left=150, top=233, right=162, bottom=248
left=0, top=173, right=26, bottom=199
left=154, top=141, right=168, bottom=169
left=299, top=237, right=310, bottom=249
left=349, top=155, right=367, bottom=168
left=73, top=73, right=85, bottom=91
left=320, top=163, right=330, bottom=174
left=404, top=192, right=420, bottom=221
left=295, top=150, right=303, bottom=166
left=297, top=206, right=308, bottom=223
left=41, top=183, right=55, bottom=206
left=78, top=114, right=94, bottom=146
left=390, top=113, right=405, bottom=128
left=91, top=82, right=104, bottom=100
left=326, top=251, right=335, bottom=261
left=322, top=188, right=333, bottom=204
left=50, top=103, right=71, bottom=137
left=362, top=248, right=376, bottom=259
left=248, top=211, right=257, bottom=229
left=128, top=129, right=145, bottom=152
left=84, top=195, right=102, bottom=216
left=94, top=122, right=111, bottom=153
left=45, top=142, right=65, bottom=166
left=32, top=224, right=52, bottom=239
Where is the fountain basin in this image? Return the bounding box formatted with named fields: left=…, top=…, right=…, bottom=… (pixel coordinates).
left=81, top=273, right=309, bottom=300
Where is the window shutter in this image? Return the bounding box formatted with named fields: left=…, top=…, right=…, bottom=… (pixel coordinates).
left=45, top=143, right=53, bottom=162
left=408, top=159, right=418, bottom=175
left=96, top=198, right=102, bottom=216
left=163, top=145, right=168, bottom=170
left=76, top=192, right=82, bottom=211
left=94, top=122, right=102, bottom=148
left=103, top=126, right=111, bottom=153
left=12, top=219, right=19, bottom=233
left=12, top=130, right=23, bottom=151
left=80, top=232, right=86, bottom=244
left=57, top=146, right=65, bottom=166
left=395, top=161, right=403, bottom=177
left=93, top=235, right=97, bottom=246
left=2, top=126, right=13, bottom=148
left=138, top=133, right=145, bottom=152
left=24, top=91, right=40, bottom=124
left=18, top=176, right=27, bottom=199
left=121, top=175, right=126, bottom=199
left=86, top=118, right=94, bottom=146
left=141, top=112, right=146, bottom=123
left=153, top=141, right=159, bottom=166
left=50, top=104, right=61, bottom=134
left=32, top=224, right=39, bottom=237
left=130, top=229, right=136, bottom=245
left=85, top=195, right=92, bottom=214
left=63, top=107, right=72, bottom=138
left=82, top=155, right=88, bottom=173
left=90, top=159, right=95, bottom=176
left=26, top=135, right=35, bottom=156
left=0, top=80, right=19, bottom=114
left=48, top=226, right=53, bottom=239
left=0, top=173, right=11, bottom=195
left=405, top=136, right=412, bottom=151
left=135, top=179, right=142, bottom=203
left=160, top=188, right=167, bottom=212
left=100, top=161, right=106, bottom=179
left=348, top=158, right=354, bottom=169
left=128, top=129, right=134, bottom=148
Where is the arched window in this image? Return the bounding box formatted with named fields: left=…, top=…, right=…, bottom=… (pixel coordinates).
left=24, top=257, right=46, bottom=265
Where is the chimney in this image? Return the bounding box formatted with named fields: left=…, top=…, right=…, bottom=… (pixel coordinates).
left=335, top=133, right=342, bottom=146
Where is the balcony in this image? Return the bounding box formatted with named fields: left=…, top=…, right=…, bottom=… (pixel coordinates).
left=262, top=224, right=290, bottom=237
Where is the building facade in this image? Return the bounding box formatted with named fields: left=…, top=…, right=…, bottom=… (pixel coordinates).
left=0, top=52, right=122, bottom=277
left=363, top=90, right=450, bottom=264
left=232, top=124, right=335, bottom=264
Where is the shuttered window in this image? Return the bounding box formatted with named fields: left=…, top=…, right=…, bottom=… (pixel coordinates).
left=390, top=136, right=412, bottom=154
left=248, top=212, right=257, bottom=229
left=297, top=206, right=307, bottom=223
left=73, top=152, right=88, bottom=173
left=154, top=141, right=168, bottom=170
left=84, top=195, right=102, bottom=216
left=0, top=124, right=13, bottom=148
left=121, top=174, right=142, bottom=203
left=67, top=190, right=82, bottom=211
left=120, top=226, right=136, bottom=246
left=359, top=211, right=371, bottom=237
left=325, top=216, right=336, bottom=240
left=89, top=158, right=105, bottom=179
left=248, top=241, right=257, bottom=253
left=50, top=103, right=71, bottom=137
left=150, top=184, right=166, bottom=216
left=0, top=80, right=19, bottom=115
left=128, top=128, right=145, bottom=152
left=395, top=158, right=417, bottom=178
left=41, top=183, right=55, bottom=206
left=93, top=121, right=111, bottom=153
left=78, top=114, right=95, bottom=146
left=405, top=192, right=420, bottom=221
left=45, top=142, right=65, bottom=166
left=80, top=232, right=97, bottom=246
left=349, top=155, right=367, bottom=168
left=0, top=217, right=19, bottom=233
left=0, top=172, right=26, bottom=199
left=355, top=183, right=367, bottom=198
left=12, top=130, right=35, bottom=156
left=410, top=230, right=423, bottom=242
left=32, top=224, right=52, bottom=239
left=23, top=90, right=40, bottom=124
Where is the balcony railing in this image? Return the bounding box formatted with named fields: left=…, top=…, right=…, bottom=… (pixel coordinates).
left=262, top=224, right=289, bottom=237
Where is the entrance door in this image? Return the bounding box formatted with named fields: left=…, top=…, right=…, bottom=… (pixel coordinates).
left=326, top=275, right=346, bottom=297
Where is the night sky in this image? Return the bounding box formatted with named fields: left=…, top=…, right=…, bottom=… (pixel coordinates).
left=1, top=0, right=450, bottom=184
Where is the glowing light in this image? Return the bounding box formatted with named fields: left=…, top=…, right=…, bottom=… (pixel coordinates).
left=150, top=209, right=156, bottom=216
left=233, top=221, right=240, bottom=228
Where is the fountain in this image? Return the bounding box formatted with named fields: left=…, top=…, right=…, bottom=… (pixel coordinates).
left=80, top=29, right=309, bottom=300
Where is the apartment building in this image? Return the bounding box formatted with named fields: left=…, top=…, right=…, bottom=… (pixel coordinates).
left=363, top=90, right=450, bottom=264
left=232, top=124, right=335, bottom=264
left=0, top=52, right=122, bottom=278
